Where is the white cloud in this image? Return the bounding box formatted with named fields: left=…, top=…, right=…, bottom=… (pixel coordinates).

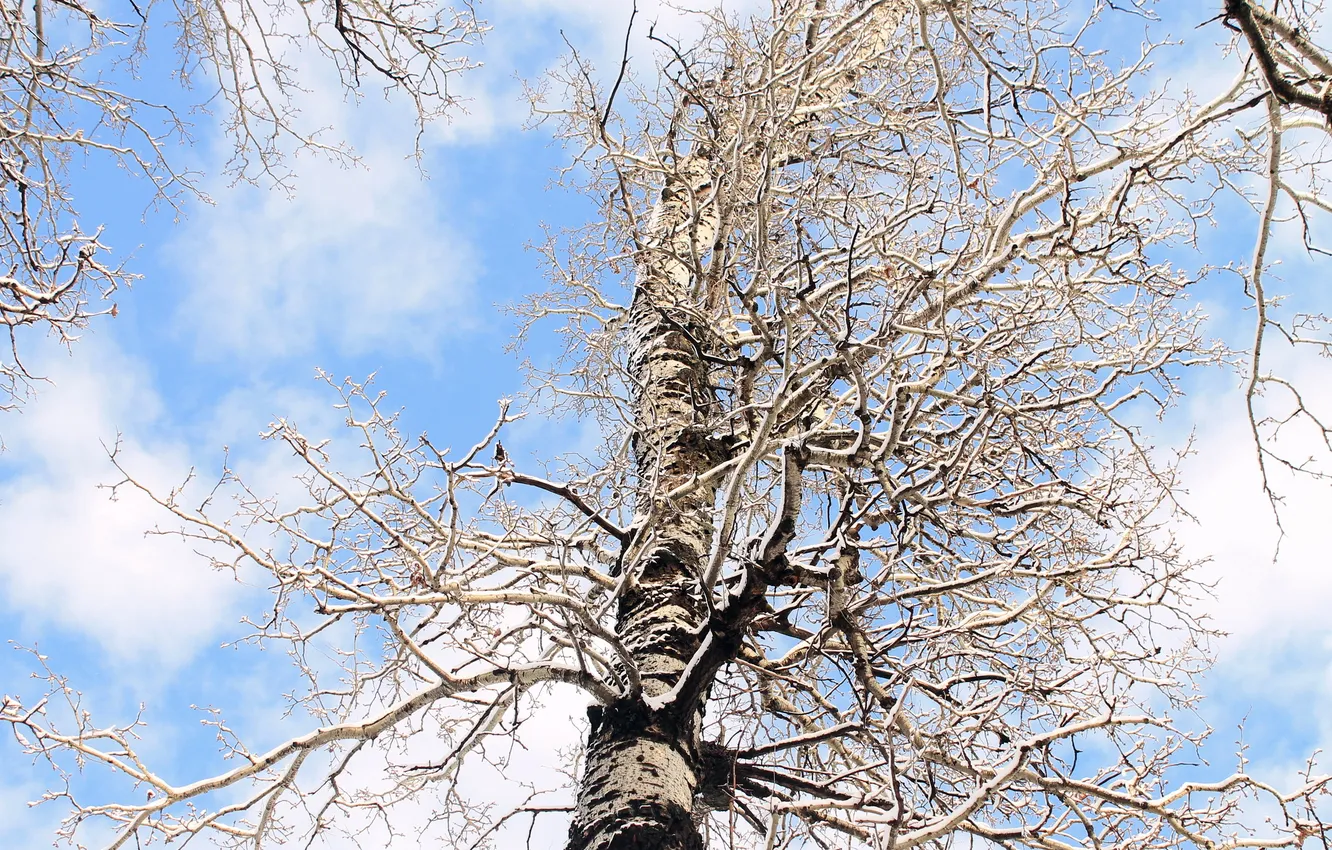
left=1178, top=406, right=1332, bottom=640
left=0, top=338, right=335, bottom=668
left=168, top=148, right=481, bottom=363
left=0, top=339, right=240, bottom=666
left=296, top=683, right=588, bottom=849
left=1166, top=350, right=1332, bottom=785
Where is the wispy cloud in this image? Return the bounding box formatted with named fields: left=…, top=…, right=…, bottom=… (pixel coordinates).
left=0, top=337, right=345, bottom=668
left=160, top=0, right=773, bottom=367
left=167, top=149, right=481, bottom=363
left=0, top=339, right=242, bottom=666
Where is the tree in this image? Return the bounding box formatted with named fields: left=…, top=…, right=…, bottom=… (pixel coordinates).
left=5, top=1, right=1332, bottom=848
left=0, top=0, right=482, bottom=406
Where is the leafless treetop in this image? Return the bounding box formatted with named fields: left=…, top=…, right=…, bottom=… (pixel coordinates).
left=5, top=2, right=1332, bottom=848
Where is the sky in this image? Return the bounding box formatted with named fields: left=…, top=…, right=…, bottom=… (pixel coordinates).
left=1, top=1, right=1331, bottom=847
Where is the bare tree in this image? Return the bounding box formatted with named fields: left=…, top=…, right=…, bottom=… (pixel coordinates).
left=5, top=2, right=1332, bottom=849
left=0, top=0, right=482, bottom=406
left=1218, top=0, right=1332, bottom=521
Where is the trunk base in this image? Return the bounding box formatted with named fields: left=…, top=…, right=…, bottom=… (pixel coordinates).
left=566, top=702, right=703, bottom=850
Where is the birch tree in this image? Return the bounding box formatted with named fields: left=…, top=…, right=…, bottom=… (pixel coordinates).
left=0, top=0, right=482, bottom=406
left=6, top=1, right=1332, bottom=849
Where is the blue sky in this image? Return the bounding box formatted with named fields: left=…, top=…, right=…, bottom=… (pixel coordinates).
left=2, top=1, right=1331, bottom=846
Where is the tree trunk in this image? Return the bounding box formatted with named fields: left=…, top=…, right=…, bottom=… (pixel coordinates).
left=565, top=700, right=703, bottom=850
left=566, top=155, right=721, bottom=850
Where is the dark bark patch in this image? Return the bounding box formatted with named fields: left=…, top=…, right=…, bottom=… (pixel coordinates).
left=566, top=800, right=702, bottom=850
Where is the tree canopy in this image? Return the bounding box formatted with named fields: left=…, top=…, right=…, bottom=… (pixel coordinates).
left=4, top=1, right=1332, bottom=849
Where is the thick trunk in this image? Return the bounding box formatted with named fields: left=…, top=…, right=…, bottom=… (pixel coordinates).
left=565, top=701, right=703, bottom=850
left=566, top=156, right=721, bottom=850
